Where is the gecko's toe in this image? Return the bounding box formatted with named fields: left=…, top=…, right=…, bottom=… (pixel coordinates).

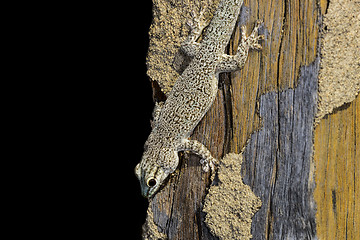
left=200, top=159, right=210, bottom=172
left=201, top=158, right=218, bottom=173
left=256, top=19, right=263, bottom=26
left=252, top=43, right=262, bottom=50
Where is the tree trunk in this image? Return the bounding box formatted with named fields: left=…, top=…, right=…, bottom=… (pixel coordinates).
left=142, top=0, right=360, bottom=239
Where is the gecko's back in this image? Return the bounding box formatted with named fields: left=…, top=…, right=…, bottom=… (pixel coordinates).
left=153, top=0, right=244, bottom=142
left=154, top=63, right=217, bottom=142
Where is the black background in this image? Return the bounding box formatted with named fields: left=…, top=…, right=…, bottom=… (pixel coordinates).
left=61, top=1, right=154, bottom=239
left=26, top=1, right=155, bottom=238
left=120, top=1, right=154, bottom=239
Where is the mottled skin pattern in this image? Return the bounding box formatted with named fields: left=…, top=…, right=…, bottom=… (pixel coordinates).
left=136, top=0, right=264, bottom=198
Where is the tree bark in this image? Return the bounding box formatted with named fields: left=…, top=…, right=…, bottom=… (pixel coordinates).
left=142, top=0, right=360, bottom=239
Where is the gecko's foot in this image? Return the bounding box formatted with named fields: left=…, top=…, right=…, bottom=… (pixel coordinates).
left=179, top=139, right=218, bottom=173
left=200, top=157, right=218, bottom=173
left=240, top=20, right=264, bottom=50
left=186, top=7, right=210, bottom=36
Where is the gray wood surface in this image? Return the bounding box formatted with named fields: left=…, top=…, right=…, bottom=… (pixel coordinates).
left=242, top=59, right=319, bottom=239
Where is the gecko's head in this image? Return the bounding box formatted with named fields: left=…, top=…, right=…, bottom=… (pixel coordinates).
left=135, top=163, right=170, bottom=198
left=135, top=147, right=179, bottom=198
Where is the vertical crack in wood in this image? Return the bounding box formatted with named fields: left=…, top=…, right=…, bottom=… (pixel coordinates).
left=221, top=73, right=234, bottom=155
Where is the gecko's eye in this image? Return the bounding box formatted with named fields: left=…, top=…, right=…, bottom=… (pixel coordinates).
left=147, top=178, right=157, bottom=187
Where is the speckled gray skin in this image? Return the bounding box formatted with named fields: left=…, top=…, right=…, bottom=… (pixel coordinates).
left=136, top=0, right=264, bottom=198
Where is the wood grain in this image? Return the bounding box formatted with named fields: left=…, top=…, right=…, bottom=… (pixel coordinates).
left=228, top=0, right=319, bottom=152
left=241, top=60, right=319, bottom=239
left=142, top=0, right=360, bottom=239
left=314, top=95, right=360, bottom=240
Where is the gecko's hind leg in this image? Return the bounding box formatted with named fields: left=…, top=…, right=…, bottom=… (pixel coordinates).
left=178, top=139, right=217, bottom=172
left=215, top=20, right=264, bottom=73
left=240, top=20, right=264, bottom=51
left=181, top=7, right=210, bottom=57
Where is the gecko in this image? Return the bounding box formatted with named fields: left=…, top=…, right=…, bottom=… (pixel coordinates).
left=135, top=0, right=264, bottom=198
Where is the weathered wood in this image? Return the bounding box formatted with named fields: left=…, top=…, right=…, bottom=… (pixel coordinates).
left=314, top=95, right=360, bottom=240
left=142, top=0, right=359, bottom=239
left=242, top=60, right=319, bottom=239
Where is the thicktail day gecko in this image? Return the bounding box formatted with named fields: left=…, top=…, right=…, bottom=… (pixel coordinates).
left=136, top=0, right=264, bottom=198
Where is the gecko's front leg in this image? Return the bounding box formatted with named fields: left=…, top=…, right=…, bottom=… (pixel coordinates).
left=178, top=139, right=217, bottom=172
left=151, top=102, right=164, bottom=128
